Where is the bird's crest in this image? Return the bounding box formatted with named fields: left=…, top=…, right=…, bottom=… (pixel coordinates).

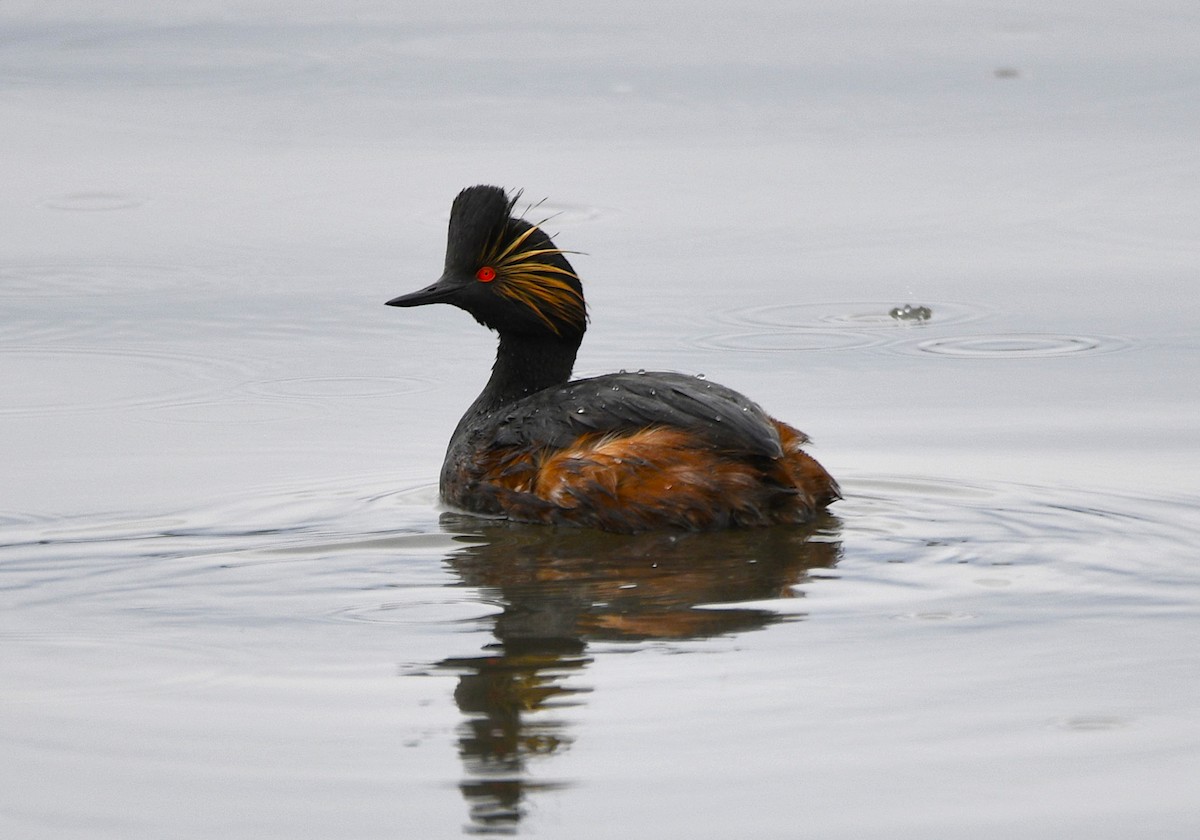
left=447, top=185, right=587, bottom=337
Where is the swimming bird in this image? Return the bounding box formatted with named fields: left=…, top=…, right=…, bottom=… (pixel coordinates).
left=386, top=185, right=838, bottom=533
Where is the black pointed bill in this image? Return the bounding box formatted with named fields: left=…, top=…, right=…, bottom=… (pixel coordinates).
left=385, top=277, right=456, bottom=308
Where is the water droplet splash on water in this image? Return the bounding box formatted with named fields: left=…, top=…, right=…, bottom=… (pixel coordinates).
left=890, top=304, right=933, bottom=322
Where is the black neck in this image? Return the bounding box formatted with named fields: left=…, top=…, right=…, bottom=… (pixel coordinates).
left=464, top=332, right=580, bottom=419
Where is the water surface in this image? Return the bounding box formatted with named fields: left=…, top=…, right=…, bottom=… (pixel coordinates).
left=2, top=2, right=1199, bottom=838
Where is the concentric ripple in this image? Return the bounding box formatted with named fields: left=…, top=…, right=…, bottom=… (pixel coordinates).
left=0, top=346, right=246, bottom=417
left=0, top=635, right=234, bottom=703
left=39, top=192, right=145, bottom=211
left=726, top=300, right=986, bottom=331
left=898, top=333, right=1131, bottom=359
left=693, top=329, right=882, bottom=352
left=135, top=374, right=441, bottom=425
left=839, top=475, right=1200, bottom=589
left=0, top=264, right=213, bottom=299
left=245, top=375, right=434, bottom=400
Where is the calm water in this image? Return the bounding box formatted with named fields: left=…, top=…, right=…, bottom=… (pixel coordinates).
left=3, top=2, right=1199, bottom=838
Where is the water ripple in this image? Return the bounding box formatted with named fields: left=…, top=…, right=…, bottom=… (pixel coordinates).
left=725, top=300, right=987, bottom=331
left=135, top=374, right=439, bottom=425
left=245, top=375, right=434, bottom=400
left=0, top=263, right=214, bottom=299
left=0, top=346, right=249, bottom=417
left=895, top=333, right=1132, bottom=359
left=0, top=635, right=235, bottom=702
left=39, top=192, right=145, bottom=211
left=839, top=475, right=1200, bottom=599
left=693, top=329, right=882, bottom=352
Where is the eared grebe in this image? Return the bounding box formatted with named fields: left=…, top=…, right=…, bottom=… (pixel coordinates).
left=387, top=185, right=839, bottom=533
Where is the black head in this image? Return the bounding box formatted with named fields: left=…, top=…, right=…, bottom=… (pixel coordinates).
left=387, top=185, right=587, bottom=341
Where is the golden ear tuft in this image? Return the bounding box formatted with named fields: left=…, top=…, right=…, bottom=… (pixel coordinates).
left=479, top=223, right=586, bottom=336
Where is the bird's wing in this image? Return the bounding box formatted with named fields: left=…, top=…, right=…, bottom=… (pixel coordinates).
left=488, top=371, right=785, bottom=459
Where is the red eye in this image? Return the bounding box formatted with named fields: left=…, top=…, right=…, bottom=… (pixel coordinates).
left=476, top=266, right=497, bottom=282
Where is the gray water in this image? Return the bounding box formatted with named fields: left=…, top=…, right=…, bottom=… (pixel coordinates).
left=3, top=2, right=1199, bottom=837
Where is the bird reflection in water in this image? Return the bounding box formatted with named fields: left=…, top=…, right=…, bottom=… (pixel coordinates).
left=422, top=513, right=842, bottom=834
